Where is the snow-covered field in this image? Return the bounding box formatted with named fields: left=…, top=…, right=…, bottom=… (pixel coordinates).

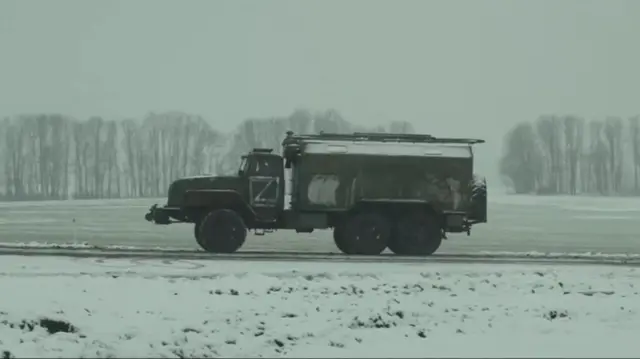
left=1, top=256, right=639, bottom=358
left=0, top=193, right=640, bottom=255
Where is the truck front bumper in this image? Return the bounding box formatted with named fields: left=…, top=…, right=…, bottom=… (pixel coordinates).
left=145, top=204, right=179, bottom=225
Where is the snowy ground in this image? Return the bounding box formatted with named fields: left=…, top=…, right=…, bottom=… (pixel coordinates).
left=0, top=193, right=640, bottom=254
left=1, top=256, right=640, bottom=358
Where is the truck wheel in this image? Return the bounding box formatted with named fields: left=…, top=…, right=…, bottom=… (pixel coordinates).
left=333, top=225, right=357, bottom=255
left=198, top=209, right=247, bottom=253
left=389, top=212, right=442, bottom=256
left=342, top=212, right=390, bottom=255
left=194, top=220, right=203, bottom=246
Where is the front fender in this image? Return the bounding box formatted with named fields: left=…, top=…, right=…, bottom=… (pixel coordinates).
left=183, top=189, right=257, bottom=224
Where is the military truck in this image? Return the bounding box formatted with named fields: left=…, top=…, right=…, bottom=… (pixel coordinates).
left=145, top=131, right=487, bottom=256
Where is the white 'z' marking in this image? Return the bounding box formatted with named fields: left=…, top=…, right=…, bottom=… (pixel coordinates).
left=250, top=176, right=279, bottom=207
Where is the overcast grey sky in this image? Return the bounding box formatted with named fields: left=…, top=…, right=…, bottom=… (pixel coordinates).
left=1, top=0, right=639, bottom=177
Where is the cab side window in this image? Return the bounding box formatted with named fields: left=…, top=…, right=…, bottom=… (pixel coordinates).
left=247, top=156, right=280, bottom=177
left=246, top=158, right=259, bottom=176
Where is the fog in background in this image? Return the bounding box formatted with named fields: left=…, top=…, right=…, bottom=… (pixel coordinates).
left=1, top=0, right=639, bottom=195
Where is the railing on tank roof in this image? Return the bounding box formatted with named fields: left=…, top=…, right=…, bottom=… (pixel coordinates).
left=282, top=130, right=485, bottom=145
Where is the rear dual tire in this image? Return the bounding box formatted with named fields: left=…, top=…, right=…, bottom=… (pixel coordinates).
left=333, top=211, right=442, bottom=256
left=388, top=211, right=442, bottom=256
left=333, top=212, right=390, bottom=255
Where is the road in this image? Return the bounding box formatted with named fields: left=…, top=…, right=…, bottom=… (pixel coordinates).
left=1, top=246, right=639, bottom=267
left=0, top=193, right=639, bottom=255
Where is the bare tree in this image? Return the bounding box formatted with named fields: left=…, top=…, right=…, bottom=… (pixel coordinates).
left=502, top=114, right=638, bottom=196
left=499, top=122, right=543, bottom=193
left=563, top=116, right=584, bottom=195
left=604, top=117, right=624, bottom=193
left=5, top=107, right=565, bottom=201
left=536, top=116, right=564, bottom=193
left=630, top=116, right=640, bottom=193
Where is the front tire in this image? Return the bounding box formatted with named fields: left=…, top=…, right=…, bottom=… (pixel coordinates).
left=341, top=212, right=390, bottom=255
left=389, top=211, right=442, bottom=256
left=197, top=209, right=247, bottom=253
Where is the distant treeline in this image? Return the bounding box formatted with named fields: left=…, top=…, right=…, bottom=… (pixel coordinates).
left=0, top=109, right=414, bottom=201
left=500, top=115, right=640, bottom=196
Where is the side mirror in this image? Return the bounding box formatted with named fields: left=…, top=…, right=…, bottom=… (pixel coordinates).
left=238, top=169, right=244, bottom=177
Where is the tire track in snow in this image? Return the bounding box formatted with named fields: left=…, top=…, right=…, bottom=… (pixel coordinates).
left=1, top=246, right=640, bottom=267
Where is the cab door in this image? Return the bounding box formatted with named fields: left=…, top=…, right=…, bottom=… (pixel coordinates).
left=249, top=176, right=279, bottom=208
left=247, top=156, right=281, bottom=221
